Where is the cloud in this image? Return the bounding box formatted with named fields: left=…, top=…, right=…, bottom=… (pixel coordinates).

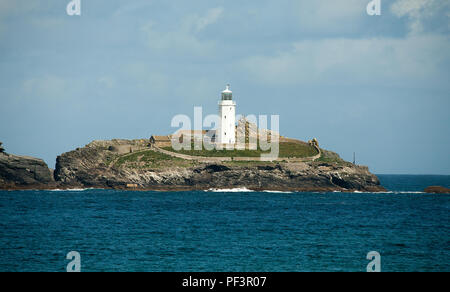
left=123, top=63, right=169, bottom=94
left=141, top=7, right=224, bottom=54
left=295, top=0, right=366, bottom=33
left=21, top=75, right=69, bottom=100
left=98, top=76, right=115, bottom=89
left=0, top=0, right=40, bottom=20
left=240, top=34, right=450, bottom=88
left=195, top=7, right=224, bottom=31
left=142, top=21, right=215, bottom=54
left=390, top=0, right=450, bottom=34
left=238, top=0, right=450, bottom=89
left=0, top=0, right=39, bottom=34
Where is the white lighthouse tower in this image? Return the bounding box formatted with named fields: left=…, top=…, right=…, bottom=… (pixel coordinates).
left=218, top=84, right=236, bottom=145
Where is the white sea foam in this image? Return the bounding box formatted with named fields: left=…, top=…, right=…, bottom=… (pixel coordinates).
left=332, top=190, right=426, bottom=194
left=262, top=190, right=294, bottom=194
left=50, top=188, right=93, bottom=192
left=206, top=188, right=294, bottom=193
left=350, top=191, right=426, bottom=194
left=205, top=189, right=427, bottom=194
left=387, top=191, right=426, bottom=194
left=206, top=188, right=255, bottom=193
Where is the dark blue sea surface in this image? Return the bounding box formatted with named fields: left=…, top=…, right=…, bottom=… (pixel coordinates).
left=0, top=175, right=449, bottom=272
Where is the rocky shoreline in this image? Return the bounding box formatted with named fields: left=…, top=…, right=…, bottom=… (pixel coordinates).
left=0, top=139, right=386, bottom=192
left=0, top=152, right=56, bottom=190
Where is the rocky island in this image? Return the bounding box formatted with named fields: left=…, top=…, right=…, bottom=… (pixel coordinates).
left=0, top=137, right=385, bottom=192
left=424, top=186, right=450, bottom=194
left=0, top=142, right=55, bottom=190
left=0, top=84, right=386, bottom=193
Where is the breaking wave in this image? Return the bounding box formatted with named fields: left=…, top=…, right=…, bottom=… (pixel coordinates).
left=263, top=190, right=294, bottom=194
left=206, top=188, right=255, bottom=193
left=50, top=188, right=93, bottom=192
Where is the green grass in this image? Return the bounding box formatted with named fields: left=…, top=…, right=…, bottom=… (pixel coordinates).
left=103, top=154, right=117, bottom=167
left=315, top=156, right=339, bottom=163
left=162, top=142, right=318, bottom=158
left=278, top=142, right=318, bottom=158
left=108, top=143, right=323, bottom=170
left=315, top=149, right=346, bottom=164
left=163, top=146, right=267, bottom=158
left=114, top=150, right=191, bottom=169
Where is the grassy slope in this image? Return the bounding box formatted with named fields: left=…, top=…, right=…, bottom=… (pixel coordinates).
left=162, top=142, right=318, bottom=158
left=114, top=150, right=194, bottom=169
left=315, top=149, right=346, bottom=164
left=106, top=142, right=346, bottom=170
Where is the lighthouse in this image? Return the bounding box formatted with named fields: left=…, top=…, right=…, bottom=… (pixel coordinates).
left=218, top=84, right=236, bottom=145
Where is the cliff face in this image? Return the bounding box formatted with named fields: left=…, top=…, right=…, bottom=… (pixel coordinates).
left=0, top=153, right=54, bottom=189
left=53, top=141, right=384, bottom=192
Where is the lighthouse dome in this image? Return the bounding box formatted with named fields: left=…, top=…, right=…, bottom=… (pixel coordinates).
left=221, top=84, right=233, bottom=100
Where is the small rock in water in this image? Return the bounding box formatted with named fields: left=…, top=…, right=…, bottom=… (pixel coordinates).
left=424, top=186, right=450, bottom=194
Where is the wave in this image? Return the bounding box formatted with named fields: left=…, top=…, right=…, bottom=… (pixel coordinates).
left=263, top=190, right=294, bottom=194
left=205, top=189, right=427, bottom=194
left=50, top=188, right=93, bottom=192
left=382, top=191, right=426, bottom=194
left=348, top=191, right=426, bottom=194
left=206, top=188, right=255, bottom=193
left=206, top=188, right=294, bottom=193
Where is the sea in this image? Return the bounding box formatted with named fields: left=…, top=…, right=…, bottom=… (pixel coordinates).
left=0, top=175, right=448, bottom=272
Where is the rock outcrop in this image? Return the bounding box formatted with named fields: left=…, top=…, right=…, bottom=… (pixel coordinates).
left=0, top=152, right=54, bottom=189
left=53, top=140, right=385, bottom=192
left=424, top=186, right=450, bottom=194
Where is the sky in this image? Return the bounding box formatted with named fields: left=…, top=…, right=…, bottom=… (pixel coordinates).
left=0, top=0, right=449, bottom=174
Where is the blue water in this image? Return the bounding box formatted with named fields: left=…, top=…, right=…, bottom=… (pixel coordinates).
left=0, top=175, right=449, bottom=272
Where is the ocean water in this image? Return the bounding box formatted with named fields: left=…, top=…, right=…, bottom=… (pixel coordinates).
left=0, top=175, right=449, bottom=272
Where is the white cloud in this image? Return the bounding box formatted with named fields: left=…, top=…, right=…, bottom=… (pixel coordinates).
left=240, top=35, right=450, bottom=88
left=98, top=76, right=115, bottom=89
left=21, top=75, right=68, bottom=100
left=172, top=77, right=219, bottom=104
left=0, top=0, right=40, bottom=19
left=142, top=21, right=215, bottom=53
left=141, top=7, right=224, bottom=54
left=238, top=0, right=450, bottom=89
left=195, top=7, right=224, bottom=31
left=294, top=0, right=366, bottom=34
left=112, top=2, right=150, bottom=18
left=390, top=0, right=450, bottom=34
left=0, top=0, right=39, bottom=34
left=123, top=63, right=169, bottom=94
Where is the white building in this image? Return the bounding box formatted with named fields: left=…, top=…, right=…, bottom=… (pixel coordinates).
left=218, top=84, right=236, bottom=145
